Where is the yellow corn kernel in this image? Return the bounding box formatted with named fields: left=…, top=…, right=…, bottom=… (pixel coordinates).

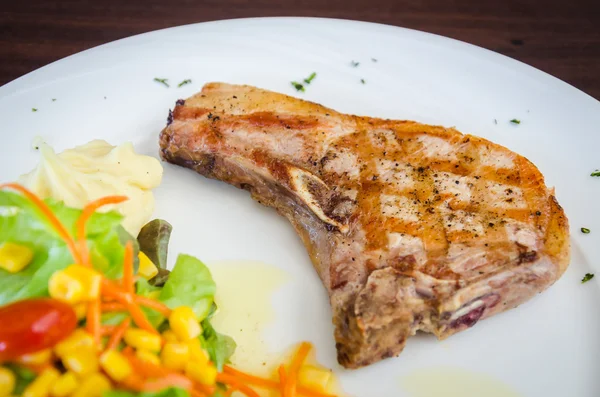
left=123, top=328, right=162, bottom=353
left=298, top=365, right=331, bottom=391
left=135, top=349, right=161, bottom=366
left=160, top=342, right=189, bottom=371
left=0, top=242, right=34, bottom=273
left=50, top=372, right=78, bottom=397
left=169, top=306, right=201, bottom=341
left=22, top=367, right=60, bottom=397
left=48, top=270, right=84, bottom=304
left=17, top=348, right=53, bottom=366
left=161, top=330, right=179, bottom=343
left=73, top=302, right=87, bottom=320
left=137, top=252, right=158, bottom=280
left=49, top=265, right=102, bottom=304
left=62, top=347, right=99, bottom=376
left=186, top=338, right=209, bottom=364
left=99, top=350, right=132, bottom=382
left=185, top=361, right=217, bottom=385
left=0, top=367, right=16, bottom=397
left=54, top=329, right=95, bottom=358
left=71, top=373, right=111, bottom=397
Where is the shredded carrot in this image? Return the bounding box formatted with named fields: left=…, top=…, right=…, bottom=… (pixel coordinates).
left=278, top=365, right=287, bottom=396
left=0, top=183, right=82, bottom=263
left=222, top=364, right=335, bottom=397
left=126, top=301, right=157, bottom=333
left=296, top=386, right=338, bottom=397
left=75, top=195, right=128, bottom=267
left=101, top=279, right=134, bottom=303
left=216, top=373, right=261, bottom=397
left=101, top=302, right=127, bottom=312
left=284, top=342, right=311, bottom=397
left=224, top=388, right=236, bottom=397
left=223, top=365, right=278, bottom=389
left=86, top=298, right=101, bottom=345
left=120, top=373, right=145, bottom=392
left=194, top=383, right=216, bottom=396
left=102, top=279, right=156, bottom=333
left=122, top=346, right=134, bottom=355
left=125, top=351, right=175, bottom=378
left=105, top=317, right=131, bottom=351
left=142, top=373, right=194, bottom=392
left=122, top=241, right=134, bottom=294
left=135, top=296, right=172, bottom=317
left=189, top=389, right=208, bottom=397
left=100, top=325, right=117, bottom=336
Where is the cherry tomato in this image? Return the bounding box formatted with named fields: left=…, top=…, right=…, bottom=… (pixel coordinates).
left=0, top=298, right=77, bottom=361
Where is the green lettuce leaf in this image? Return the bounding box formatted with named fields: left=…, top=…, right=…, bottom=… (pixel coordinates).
left=159, top=254, right=215, bottom=320
left=200, top=320, right=236, bottom=371
left=0, top=190, right=135, bottom=305
left=6, top=364, right=36, bottom=395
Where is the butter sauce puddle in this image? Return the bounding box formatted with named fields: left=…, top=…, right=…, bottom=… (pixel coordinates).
left=400, top=367, right=522, bottom=397
left=206, top=260, right=290, bottom=379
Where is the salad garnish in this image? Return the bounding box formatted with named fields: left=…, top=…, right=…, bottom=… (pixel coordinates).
left=303, top=73, right=317, bottom=85
left=291, top=82, right=305, bottom=92
left=0, top=184, right=338, bottom=397
left=154, top=78, right=170, bottom=88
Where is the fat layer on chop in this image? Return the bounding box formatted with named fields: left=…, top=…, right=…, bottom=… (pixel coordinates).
left=159, top=83, right=570, bottom=368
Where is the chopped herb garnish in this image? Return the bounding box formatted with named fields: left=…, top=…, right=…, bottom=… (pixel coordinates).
left=361, top=79, right=366, bottom=84
left=178, top=79, right=192, bottom=87
left=154, top=78, right=170, bottom=87
left=291, top=81, right=305, bottom=92
left=581, top=227, right=591, bottom=234
left=51, top=98, right=56, bottom=102
left=371, top=58, right=378, bottom=62
left=31, top=108, right=37, bottom=112
left=582, top=273, right=594, bottom=283
left=591, top=170, right=600, bottom=177
left=350, top=61, right=360, bottom=67
left=303, top=72, right=317, bottom=85
left=510, top=119, right=521, bottom=124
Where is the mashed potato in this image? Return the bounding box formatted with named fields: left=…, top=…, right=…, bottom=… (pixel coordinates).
left=19, top=139, right=163, bottom=236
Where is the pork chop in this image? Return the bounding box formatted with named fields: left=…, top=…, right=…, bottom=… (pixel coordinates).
left=159, top=83, right=570, bottom=369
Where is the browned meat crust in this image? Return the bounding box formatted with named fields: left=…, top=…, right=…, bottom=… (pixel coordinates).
left=159, top=83, right=570, bottom=368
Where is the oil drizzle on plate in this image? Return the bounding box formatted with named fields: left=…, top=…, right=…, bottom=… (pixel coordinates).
left=400, top=367, right=522, bottom=397
left=206, top=260, right=289, bottom=378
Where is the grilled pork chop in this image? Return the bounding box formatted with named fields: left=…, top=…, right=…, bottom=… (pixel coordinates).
left=159, top=83, right=570, bottom=368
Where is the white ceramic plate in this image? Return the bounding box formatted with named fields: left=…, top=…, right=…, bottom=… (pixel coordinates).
left=1, top=17, right=599, bottom=397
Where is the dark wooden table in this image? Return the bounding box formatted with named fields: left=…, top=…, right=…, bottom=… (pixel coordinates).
left=2, top=0, right=599, bottom=100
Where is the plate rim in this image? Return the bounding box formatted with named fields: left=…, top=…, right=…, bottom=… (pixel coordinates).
left=1, top=16, right=599, bottom=107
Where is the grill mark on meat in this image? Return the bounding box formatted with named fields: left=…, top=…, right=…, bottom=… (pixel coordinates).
left=239, top=111, right=319, bottom=130
left=159, top=83, right=570, bottom=368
